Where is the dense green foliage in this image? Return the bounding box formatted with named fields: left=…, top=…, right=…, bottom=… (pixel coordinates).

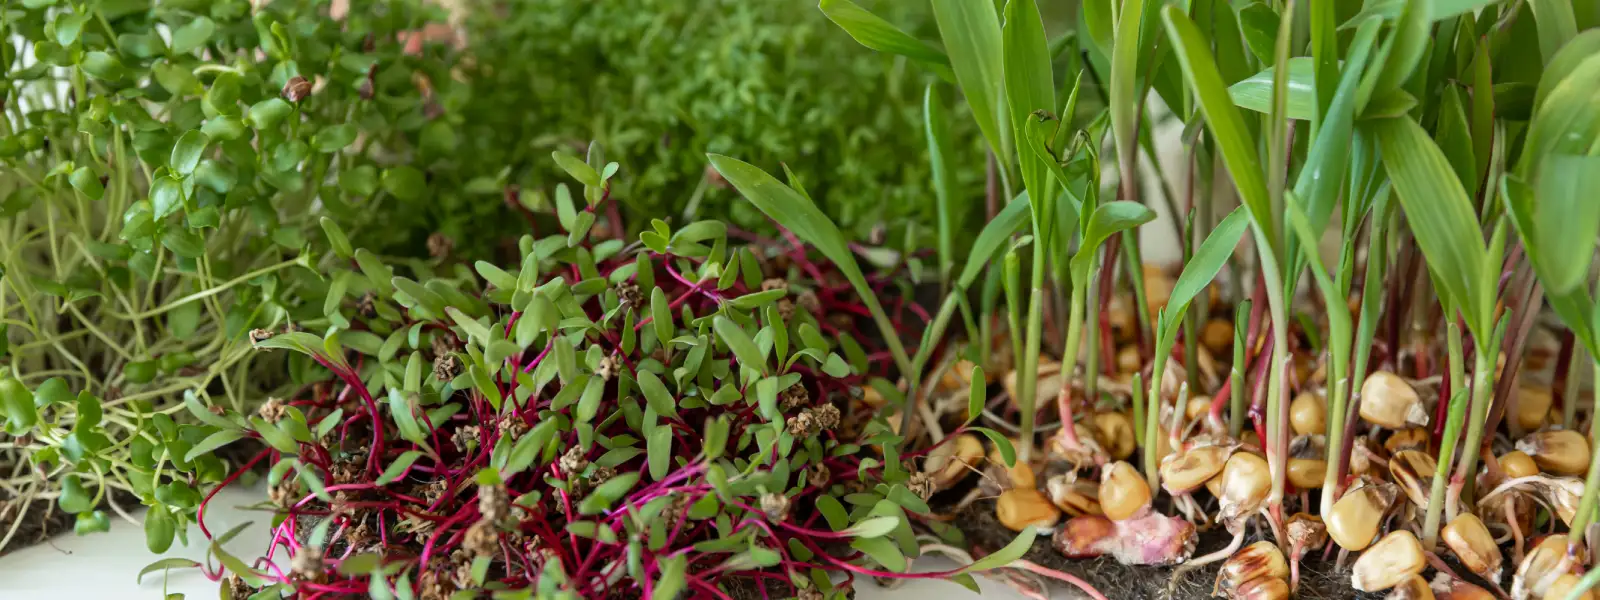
left=0, top=0, right=454, bottom=552
left=407, top=0, right=979, bottom=258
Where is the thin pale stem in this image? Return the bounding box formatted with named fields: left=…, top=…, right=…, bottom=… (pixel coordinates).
left=1567, top=359, right=1600, bottom=548
left=1144, top=353, right=1167, bottom=492
left=1451, top=341, right=1497, bottom=507
left=1261, top=262, right=1291, bottom=514
left=1018, top=285, right=1047, bottom=462
left=1056, top=288, right=1088, bottom=448
left=1421, top=323, right=1469, bottom=551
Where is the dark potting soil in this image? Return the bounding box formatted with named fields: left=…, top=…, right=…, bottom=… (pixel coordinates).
left=954, top=500, right=1385, bottom=600
left=954, top=498, right=1514, bottom=600
left=0, top=488, right=139, bottom=558
left=0, top=439, right=266, bottom=557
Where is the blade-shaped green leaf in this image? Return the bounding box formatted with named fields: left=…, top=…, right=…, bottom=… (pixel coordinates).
left=1108, top=0, right=1150, bottom=196
left=1353, top=0, right=1501, bottom=22
left=926, top=84, right=959, bottom=286
left=1527, top=0, right=1578, bottom=64
left=708, top=155, right=911, bottom=372
left=930, top=0, right=1006, bottom=160
left=957, top=193, right=1031, bottom=289
left=1162, top=7, right=1275, bottom=245
left=821, top=0, right=950, bottom=68
left=1533, top=30, right=1600, bottom=113
left=1069, top=201, right=1156, bottom=280
left=1359, top=0, right=1430, bottom=110
left=960, top=526, right=1036, bottom=572
left=1003, top=0, right=1056, bottom=203
left=1163, top=206, right=1250, bottom=328
left=1520, top=54, right=1600, bottom=178
left=1531, top=154, right=1600, bottom=296
left=1228, top=57, right=1316, bottom=120
left=1372, top=117, right=1489, bottom=337
left=1291, top=17, right=1383, bottom=233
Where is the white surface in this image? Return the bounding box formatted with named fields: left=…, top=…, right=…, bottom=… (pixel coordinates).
left=1, top=487, right=273, bottom=599
left=0, top=486, right=1049, bottom=599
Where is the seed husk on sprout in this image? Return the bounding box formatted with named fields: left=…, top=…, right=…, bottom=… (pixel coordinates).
left=1047, top=475, right=1104, bottom=517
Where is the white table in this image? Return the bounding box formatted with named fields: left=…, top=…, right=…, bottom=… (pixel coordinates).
left=0, top=486, right=1042, bottom=599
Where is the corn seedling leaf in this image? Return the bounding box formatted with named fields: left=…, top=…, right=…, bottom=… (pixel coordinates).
left=929, top=0, right=1006, bottom=160
left=820, top=0, right=950, bottom=68
left=1372, top=117, right=1489, bottom=338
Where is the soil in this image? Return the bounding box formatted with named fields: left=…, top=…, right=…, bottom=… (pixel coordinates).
left=0, top=488, right=139, bottom=558
left=0, top=440, right=266, bottom=557
left=952, top=496, right=1520, bottom=600
left=956, top=500, right=1380, bottom=600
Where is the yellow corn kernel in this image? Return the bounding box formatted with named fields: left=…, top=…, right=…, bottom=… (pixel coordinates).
left=1548, top=574, right=1594, bottom=600
left=928, top=434, right=985, bottom=489
left=1160, top=444, right=1229, bottom=494
left=1218, top=452, right=1270, bottom=523
left=1214, top=540, right=1288, bottom=597
left=1288, top=458, right=1327, bottom=489
left=1231, top=575, right=1289, bottom=600
left=1046, top=475, right=1103, bottom=517
left=1359, top=371, right=1427, bottom=429
left=1388, top=575, right=1435, bottom=600
left=996, top=488, right=1060, bottom=532
left=1499, top=450, right=1539, bottom=479
left=1099, top=461, right=1151, bottom=521
left=1514, top=386, right=1553, bottom=431
left=1290, top=392, right=1326, bottom=436
left=1385, top=427, right=1430, bottom=454
left=1202, top=318, right=1234, bottom=355
left=1116, top=345, right=1141, bottom=375
left=1327, top=485, right=1387, bottom=551
left=1092, top=411, right=1136, bottom=461
left=1351, top=530, right=1425, bottom=592
left=1516, top=429, right=1590, bottom=476
left=1388, top=450, right=1439, bottom=507
left=1441, top=513, right=1501, bottom=581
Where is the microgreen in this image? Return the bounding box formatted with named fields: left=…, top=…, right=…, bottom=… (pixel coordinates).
left=0, top=0, right=453, bottom=554
left=205, top=153, right=1024, bottom=598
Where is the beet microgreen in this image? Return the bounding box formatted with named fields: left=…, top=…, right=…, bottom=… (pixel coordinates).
left=190, top=153, right=1027, bottom=599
